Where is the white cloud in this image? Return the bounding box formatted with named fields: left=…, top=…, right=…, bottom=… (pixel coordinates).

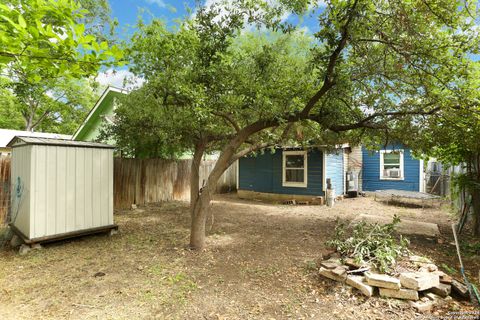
left=95, top=69, right=145, bottom=90
left=144, top=0, right=166, bottom=8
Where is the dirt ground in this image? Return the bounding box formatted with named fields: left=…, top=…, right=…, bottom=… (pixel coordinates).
left=0, top=194, right=478, bottom=320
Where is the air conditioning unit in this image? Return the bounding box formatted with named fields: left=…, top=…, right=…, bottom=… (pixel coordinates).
left=387, top=169, right=401, bottom=178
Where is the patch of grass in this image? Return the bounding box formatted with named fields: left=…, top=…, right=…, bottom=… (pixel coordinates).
left=441, top=263, right=458, bottom=275
left=461, top=241, right=480, bottom=257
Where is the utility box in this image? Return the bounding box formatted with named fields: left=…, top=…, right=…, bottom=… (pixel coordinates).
left=7, top=136, right=117, bottom=243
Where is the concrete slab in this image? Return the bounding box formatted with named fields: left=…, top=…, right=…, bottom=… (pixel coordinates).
left=350, top=214, right=440, bottom=237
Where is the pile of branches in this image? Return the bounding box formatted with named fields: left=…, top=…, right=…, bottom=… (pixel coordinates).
left=326, top=215, right=410, bottom=273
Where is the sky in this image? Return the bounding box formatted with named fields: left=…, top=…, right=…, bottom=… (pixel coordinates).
left=96, top=0, right=324, bottom=88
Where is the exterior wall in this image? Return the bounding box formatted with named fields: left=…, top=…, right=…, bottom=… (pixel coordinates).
left=361, top=145, right=420, bottom=192
left=348, top=146, right=363, bottom=191
left=10, top=145, right=32, bottom=236
left=12, top=145, right=114, bottom=239
left=74, top=91, right=121, bottom=142
left=239, top=149, right=325, bottom=196
left=325, top=150, right=344, bottom=197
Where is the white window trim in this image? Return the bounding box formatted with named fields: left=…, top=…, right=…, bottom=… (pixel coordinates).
left=282, top=150, right=308, bottom=188
left=379, top=149, right=404, bottom=181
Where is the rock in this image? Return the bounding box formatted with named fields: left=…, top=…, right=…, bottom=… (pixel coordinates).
left=344, top=258, right=363, bottom=269
left=365, top=272, right=401, bottom=289
left=418, top=264, right=438, bottom=272
left=320, top=261, right=341, bottom=270
left=409, top=255, right=433, bottom=264
left=10, top=234, right=24, bottom=247
left=109, top=228, right=118, bottom=236
left=409, top=300, right=434, bottom=313
left=437, top=238, right=444, bottom=244
left=451, top=280, right=469, bottom=299
left=346, top=275, right=375, bottom=297
left=379, top=288, right=419, bottom=300
left=429, top=283, right=451, bottom=298
left=319, top=267, right=346, bottom=282
left=93, top=272, right=106, bottom=277
left=439, top=274, right=453, bottom=284
left=331, top=266, right=348, bottom=276
left=31, top=243, right=42, bottom=250
left=424, top=292, right=441, bottom=301
left=18, top=244, right=31, bottom=255
left=131, top=203, right=137, bottom=210
left=399, top=272, right=440, bottom=291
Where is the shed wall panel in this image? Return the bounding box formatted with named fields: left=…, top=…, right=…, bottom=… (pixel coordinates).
left=13, top=143, right=114, bottom=239
left=10, top=145, right=32, bottom=236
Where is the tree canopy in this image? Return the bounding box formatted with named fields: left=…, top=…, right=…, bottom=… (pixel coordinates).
left=0, top=0, right=122, bottom=132
left=107, top=0, right=479, bottom=249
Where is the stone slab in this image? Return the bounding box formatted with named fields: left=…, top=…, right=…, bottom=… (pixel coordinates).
left=429, top=283, right=451, bottom=298
left=365, top=272, right=401, bottom=289
left=409, top=300, right=434, bottom=313
left=346, top=275, right=375, bottom=297
left=319, top=267, right=346, bottom=282
left=399, top=272, right=440, bottom=291
left=320, top=261, right=340, bottom=270
left=350, top=214, right=440, bottom=237
left=451, top=280, right=469, bottom=299
left=380, top=288, right=419, bottom=300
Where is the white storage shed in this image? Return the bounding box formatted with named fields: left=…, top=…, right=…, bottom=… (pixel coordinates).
left=8, top=136, right=116, bottom=243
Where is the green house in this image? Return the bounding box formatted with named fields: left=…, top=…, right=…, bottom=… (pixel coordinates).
left=73, top=87, right=127, bottom=142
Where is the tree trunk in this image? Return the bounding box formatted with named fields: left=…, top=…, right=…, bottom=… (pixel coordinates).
left=190, top=142, right=206, bottom=217
left=472, top=153, right=480, bottom=236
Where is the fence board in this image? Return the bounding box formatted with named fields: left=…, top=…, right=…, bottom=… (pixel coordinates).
left=0, top=157, right=11, bottom=224
left=0, top=157, right=237, bottom=218
left=113, top=158, right=237, bottom=209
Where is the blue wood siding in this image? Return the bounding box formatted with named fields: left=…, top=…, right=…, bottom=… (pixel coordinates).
left=325, top=150, right=344, bottom=196
left=239, top=149, right=325, bottom=196
left=362, top=145, right=420, bottom=191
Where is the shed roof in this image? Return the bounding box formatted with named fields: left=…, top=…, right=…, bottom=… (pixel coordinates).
left=7, top=136, right=115, bottom=149
left=0, top=129, right=71, bottom=148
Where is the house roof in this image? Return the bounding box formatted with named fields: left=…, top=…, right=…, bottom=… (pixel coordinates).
left=7, top=136, right=115, bottom=149
left=0, top=129, right=71, bottom=148
left=72, top=86, right=128, bottom=140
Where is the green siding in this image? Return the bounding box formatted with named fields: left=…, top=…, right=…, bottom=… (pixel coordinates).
left=74, top=91, right=123, bottom=142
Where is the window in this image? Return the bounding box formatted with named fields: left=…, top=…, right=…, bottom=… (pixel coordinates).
left=283, top=151, right=307, bottom=187
left=380, top=150, right=404, bottom=180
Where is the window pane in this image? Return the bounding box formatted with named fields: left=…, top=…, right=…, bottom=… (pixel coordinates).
left=286, top=169, right=304, bottom=182
left=285, top=155, right=304, bottom=168
left=383, top=152, right=400, bottom=164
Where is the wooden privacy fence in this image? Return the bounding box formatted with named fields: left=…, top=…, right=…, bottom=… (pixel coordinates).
left=0, top=157, right=11, bottom=224
left=114, top=158, right=237, bottom=209
left=0, top=157, right=237, bottom=218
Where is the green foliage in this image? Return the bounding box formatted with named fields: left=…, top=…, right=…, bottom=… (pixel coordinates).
left=326, top=215, right=410, bottom=273
left=0, top=0, right=123, bottom=132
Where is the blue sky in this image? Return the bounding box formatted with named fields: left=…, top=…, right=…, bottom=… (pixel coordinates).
left=97, top=0, right=323, bottom=88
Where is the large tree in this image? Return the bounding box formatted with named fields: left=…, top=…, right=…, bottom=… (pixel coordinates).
left=112, top=0, right=479, bottom=249
left=0, top=0, right=122, bottom=132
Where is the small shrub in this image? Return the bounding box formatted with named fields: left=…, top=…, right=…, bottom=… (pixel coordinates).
left=326, top=215, right=410, bottom=273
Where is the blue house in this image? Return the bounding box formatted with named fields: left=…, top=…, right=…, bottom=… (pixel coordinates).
left=361, top=144, right=424, bottom=192
left=237, top=147, right=347, bottom=203
left=237, top=144, right=424, bottom=203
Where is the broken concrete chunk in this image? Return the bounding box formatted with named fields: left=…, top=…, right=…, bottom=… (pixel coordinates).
left=439, top=274, right=453, bottom=284
left=399, top=272, right=440, bottom=291
left=379, top=288, right=419, bottom=300
left=428, top=283, right=451, bottom=298
left=409, top=255, right=433, bottom=264
left=424, top=292, right=441, bottom=301
left=331, top=266, right=348, bottom=276
left=365, top=272, right=401, bottom=289
left=320, top=260, right=341, bottom=270
left=451, top=280, right=469, bottom=299
left=18, top=244, right=31, bottom=256
left=344, top=258, right=363, bottom=269
left=418, top=264, right=438, bottom=272
left=319, top=267, right=347, bottom=282
left=346, top=275, right=375, bottom=297
left=409, top=300, right=434, bottom=313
